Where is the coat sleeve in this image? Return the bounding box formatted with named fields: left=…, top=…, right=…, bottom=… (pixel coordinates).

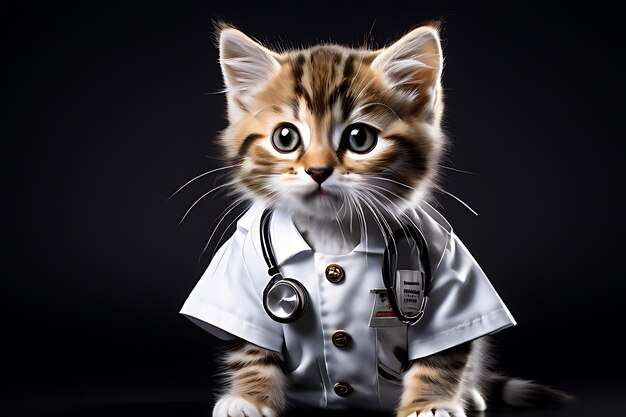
left=407, top=231, right=516, bottom=360
left=179, top=228, right=285, bottom=353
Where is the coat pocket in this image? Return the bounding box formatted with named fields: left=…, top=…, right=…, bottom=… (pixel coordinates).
left=375, top=327, right=408, bottom=384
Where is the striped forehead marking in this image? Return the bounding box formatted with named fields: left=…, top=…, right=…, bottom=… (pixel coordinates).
left=289, top=48, right=365, bottom=119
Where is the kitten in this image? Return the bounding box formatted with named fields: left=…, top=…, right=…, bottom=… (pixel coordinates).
left=186, top=23, right=570, bottom=417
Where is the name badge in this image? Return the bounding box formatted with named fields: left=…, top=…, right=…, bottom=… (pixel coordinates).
left=368, top=289, right=403, bottom=328
left=395, top=269, right=423, bottom=318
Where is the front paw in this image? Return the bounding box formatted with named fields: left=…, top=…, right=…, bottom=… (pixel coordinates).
left=404, top=404, right=466, bottom=417
left=213, top=394, right=276, bottom=417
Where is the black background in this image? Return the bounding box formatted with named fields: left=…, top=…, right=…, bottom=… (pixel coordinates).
left=4, top=1, right=625, bottom=416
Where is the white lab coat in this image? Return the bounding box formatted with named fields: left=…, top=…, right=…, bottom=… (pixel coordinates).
left=180, top=201, right=515, bottom=411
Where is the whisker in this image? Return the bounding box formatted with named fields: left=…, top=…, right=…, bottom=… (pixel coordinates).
left=198, top=198, right=248, bottom=263
left=345, top=190, right=354, bottom=234
left=360, top=186, right=418, bottom=240
left=206, top=191, right=277, bottom=257
left=167, top=165, right=238, bottom=201
left=353, top=189, right=395, bottom=250
left=361, top=191, right=396, bottom=238
left=360, top=191, right=402, bottom=266
left=200, top=88, right=227, bottom=95
left=178, top=181, right=236, bottom=225
left=420, top=200, right=453, bottom=237
left=335, top=189, right=348, bottom=215
left=365, top=175, right=417, bottom=191
left=363, top=182, right=450, bottom=236
left=334, top=210, right=347, bottom=244
left=208, top=201, right=252, bottom=261
left=366, top=183, right=412, bottom=207
left=435, top=186, right=479, bottom=216
left=371, top=189, right=429, bottom=267
left=347, top=190, right=368, bottom=259
left=439, top=165, right=476, bottom=175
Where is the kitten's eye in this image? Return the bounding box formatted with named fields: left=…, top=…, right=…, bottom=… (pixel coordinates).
left=271, top=124, right=301, bottom=153
left=343, top=124, right=378, bottom=154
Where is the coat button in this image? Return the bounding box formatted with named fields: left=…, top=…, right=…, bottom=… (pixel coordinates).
left=325, top=264, right=345, bottom=283
left=333, top=382, right=353, bottom=397
left=332, top=330, right=351, bottom=348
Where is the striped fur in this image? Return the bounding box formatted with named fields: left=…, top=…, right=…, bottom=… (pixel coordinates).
left=211, top=25, right=570, bottom=417
left=218, top=23, right=445, bottom=223
left=397, top=338, right=571, bottom=417
left=215, top=341, right=286, bottom=416
left=398, top=341, right=474, bottom=417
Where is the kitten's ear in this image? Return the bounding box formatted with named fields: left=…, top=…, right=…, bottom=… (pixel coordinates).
left=372, top=26, right=443, bottom=118
left=219, top=27, right=280, bottom=106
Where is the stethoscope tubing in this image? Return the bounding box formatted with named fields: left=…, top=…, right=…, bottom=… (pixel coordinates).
left=259, top=208, right=431, bottom=325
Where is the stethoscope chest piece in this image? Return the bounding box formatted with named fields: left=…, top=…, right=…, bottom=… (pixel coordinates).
left=260, top=209, right=309, bottom=324
left=263, top=276, right=308, bottom=323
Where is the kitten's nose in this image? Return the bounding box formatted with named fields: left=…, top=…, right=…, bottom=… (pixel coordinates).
left=305, top=167, right=333, bottom=185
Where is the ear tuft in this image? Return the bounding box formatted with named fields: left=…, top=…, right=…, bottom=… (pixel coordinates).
left=219, top=28, right=280, bottom=98
left=372, top=26, right=443, bottom=115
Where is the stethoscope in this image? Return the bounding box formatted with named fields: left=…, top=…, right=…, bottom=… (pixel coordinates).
left=260, top=208, right=432, bottom=325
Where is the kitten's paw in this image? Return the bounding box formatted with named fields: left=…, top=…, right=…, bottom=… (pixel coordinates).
left=470, top=388, right=487, bottom=411
left=405, top=405, right=466, bottom=417
left=212, top=395, right=276, bottom=417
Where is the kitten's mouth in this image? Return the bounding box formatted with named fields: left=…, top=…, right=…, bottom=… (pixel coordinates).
left=303, top=187, right=332, bottom=201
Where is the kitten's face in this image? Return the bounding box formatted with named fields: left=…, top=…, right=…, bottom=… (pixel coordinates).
left=219, top=26, right=444, bottom=220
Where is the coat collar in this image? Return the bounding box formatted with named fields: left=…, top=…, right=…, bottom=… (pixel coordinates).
left=237, top=200, right=453, bottom=282
left=239, top=201, right=388, bottom=267
left=269, top=208, right=388, bottom=265
left=268, top=207, right=313, bottom=265
left=239, top=201, right=312, bottom=267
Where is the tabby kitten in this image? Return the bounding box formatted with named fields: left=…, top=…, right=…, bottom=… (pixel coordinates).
left=203, top=23, right=568, bottom=417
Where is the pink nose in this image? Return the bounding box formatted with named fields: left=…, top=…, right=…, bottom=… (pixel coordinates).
left=305, top=167, right=333, bottom=185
